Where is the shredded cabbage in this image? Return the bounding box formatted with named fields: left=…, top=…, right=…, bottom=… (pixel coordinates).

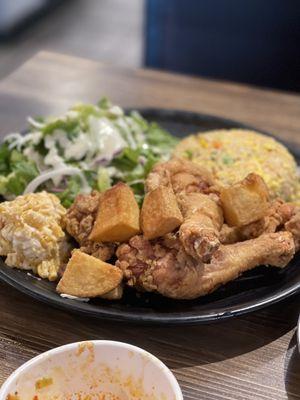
left=0, top=98, right=178, bottom=207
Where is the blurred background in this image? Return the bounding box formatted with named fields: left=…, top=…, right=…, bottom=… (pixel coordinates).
left=0, top=0, right=300, bottom=91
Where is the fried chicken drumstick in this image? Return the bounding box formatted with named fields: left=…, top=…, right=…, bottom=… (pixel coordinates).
left=117, top=165, right=299, bottom=300
left=116, top=231, right=294, bottom=299
left=63, top=157, right=300, bottom=301
left=146, top=158, right=223, bottom=262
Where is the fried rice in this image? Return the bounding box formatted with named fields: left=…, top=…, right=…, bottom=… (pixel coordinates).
left=174, top=129, right=299, bottom=201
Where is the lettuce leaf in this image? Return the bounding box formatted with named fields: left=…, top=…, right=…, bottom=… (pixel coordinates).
left=0, top=99, right=178, bottom=206
left=111, top=148, right=141, bottom=171
left=97, top=168, right=111, bottom=192
left=42, top=118, right=79, bottom=137
left=146, top=123, right=179, bottom=149
left=0, top=149, right=40, bottom=196
left=55, top=176, right=82, bottom=208
left=0, top=143, right=11, bottom=174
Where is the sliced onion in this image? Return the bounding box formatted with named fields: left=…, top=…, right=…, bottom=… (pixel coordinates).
left=50, top=187, right=64, bottom=193
left=138, top=155, right=147, bottom=166
left=92, top=148, right=123, bottom=167
left=93, top=156, right=109, bottom=166
left=23, top=167, right=91, bottom=195
left=27, top=116, right=45, bottom=129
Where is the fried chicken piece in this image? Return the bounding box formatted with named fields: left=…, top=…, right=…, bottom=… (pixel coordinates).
left=146, top=157, right=215, bottom=193
left=116, top=234, right=198, bottom=297
left=64, top=191, right=100, bottom=243
left=196, top=232, right=294, bottom=297
left=116, top=231, right=294, bottom=299
left=145, top=158, right=223, bottom=262
left=219, top=224, right=241, bottom=245
left=64, top=191, right=115, bottom=261
left=80, top=241, right=116, bottom=261
left=285, top=205, right=300, bottom=251
left=177, top=192, right=223, bottom=262
left=220, top=199, right=294, bottom=244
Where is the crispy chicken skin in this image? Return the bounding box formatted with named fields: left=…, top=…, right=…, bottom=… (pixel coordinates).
left=146, top=157, right=215, bottom=193
left=145, top=158, right=223, bottom=262
left=64, top=160, right=300, bottom=301
left=116, top=231, right=294, bottom=299
left=220, top=199, right=294, bottom=244
left=64, top=191, right=115, bottom=261
left=285, top=205, right=300, bottom=251
left=197, top=232, right=294, bottom=298
left=178, top=192, right=223, bottom=262
left=116, top=234, right=201, bottom=298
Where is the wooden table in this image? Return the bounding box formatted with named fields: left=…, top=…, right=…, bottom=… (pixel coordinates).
left=1, top=51, right=300, bottom=400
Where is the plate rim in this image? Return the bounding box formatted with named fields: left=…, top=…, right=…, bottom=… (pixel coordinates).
left=1, top=107, right=300, bottom=324
left=1, top=263, right=300, bottom=325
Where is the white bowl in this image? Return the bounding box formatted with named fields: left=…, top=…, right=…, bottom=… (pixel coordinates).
left=0, top=340, right=183, bottom=400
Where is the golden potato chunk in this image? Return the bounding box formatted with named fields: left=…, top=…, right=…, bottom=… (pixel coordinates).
left=56, top=250, right=123, bottom=297
left=100, top=284, right=123, bottom=300
left=221, top=173, right=270, bottom=227
left=141, top=186, right=183, bottom=239
left=89, top=183, right=140, bottom=242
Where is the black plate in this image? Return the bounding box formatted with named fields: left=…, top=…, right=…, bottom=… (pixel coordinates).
left=0, top=108, right=300, bottom=324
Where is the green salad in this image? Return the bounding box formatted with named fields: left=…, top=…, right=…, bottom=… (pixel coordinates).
left=0, top=98, right=178, bottom=207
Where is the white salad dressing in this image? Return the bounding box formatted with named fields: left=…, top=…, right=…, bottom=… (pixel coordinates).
left=0, top=100, right=176, bottom=206
left=43, top=132, right=72, bottom=185
left=64, top=132, right=90, bottom=160
left=23, top=147, right=44, bottom=171
left=5, top=130, right=42, bottom=150
left=107, top=105, right=123, bottom=116
left=87, top=115, right=127, bottom=162
left=115, top=117, right=137, bottom=149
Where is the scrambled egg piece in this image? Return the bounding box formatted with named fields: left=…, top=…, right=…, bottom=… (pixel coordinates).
left=0, top=192, right=70, bottom=281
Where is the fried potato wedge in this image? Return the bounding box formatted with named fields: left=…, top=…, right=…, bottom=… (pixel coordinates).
left=56, top=250, right=123, bottom=297
left=141, top=186, right=183, bottom=239
left=100, top=284, right=123, bottom=300
left=221, top=173, right=270, bottom=227
left=89, top=183, right=140, bottom=242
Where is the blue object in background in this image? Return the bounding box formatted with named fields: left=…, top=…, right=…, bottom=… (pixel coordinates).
left=145, top=0, right=300, bottom=91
